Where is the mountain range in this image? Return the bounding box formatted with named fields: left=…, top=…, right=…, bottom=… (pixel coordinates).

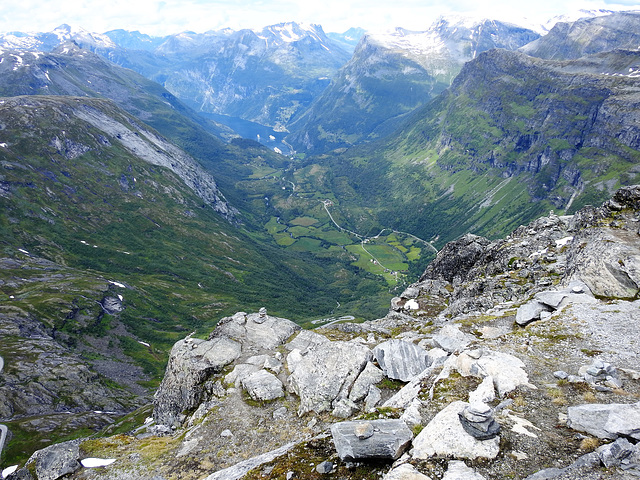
left=1, top=9, right=640, bottom=476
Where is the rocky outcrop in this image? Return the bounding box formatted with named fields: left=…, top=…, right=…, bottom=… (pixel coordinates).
left=567, top=401, right=640, bottom=440
left=12, top=186, right=640, bottom=480
left=154, top=311, right=299, bottom=427
left=564, top=186, right=640, bottom=299
left=373, top=339, right=430, bottom=382
left=412, top=401, right=501, bottom=460
left=287, top=340, right=372, bottom=415
left=153, top=335, right=242, bottom=427
left=331, top=420, right=413, bottom=461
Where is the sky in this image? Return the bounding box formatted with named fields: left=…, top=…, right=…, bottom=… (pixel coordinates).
left=1, top=0, right=639, bottom=36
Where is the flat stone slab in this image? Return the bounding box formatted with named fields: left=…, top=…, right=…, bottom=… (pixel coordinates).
left=373, top=339, right=430, bottom=382
left=412, top=401, right=500, bottom=460
left=443, top=460, right=487, bottom=480
left=331, top=419, right=413, bottom=462
left=383, top=463, right=432, bottom=480
left=567, top=401, right=640, bottom=440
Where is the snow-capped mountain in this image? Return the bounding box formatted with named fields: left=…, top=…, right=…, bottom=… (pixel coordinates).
left=285, top=16, right=540, bottom=154
left=0, top=24, right=115, bottom=52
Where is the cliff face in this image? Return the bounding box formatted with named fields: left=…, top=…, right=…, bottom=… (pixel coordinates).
left=388, top=46, right=640, bottom=216
left=9, top=186, right=640, bottom=480
left=521, top=11, right=640, bottom=60
left=286, top=17, right=540, bottom=154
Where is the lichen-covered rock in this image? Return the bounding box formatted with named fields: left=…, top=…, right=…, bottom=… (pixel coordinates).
left=287, top=340, right=372, bottom=415
left=373, top=339, right=430, bottom=382
left=567, top=401, right=640, bottom=440
left=349, top=362, right=385, bottom=402
left=331, top=419, right=413, bottom=461
left=241, top=370, right=284, bottom=401
left=14, top=440, right=82, bottom=480
left=412, top=401, right=501, bottom=460
left=153, top=336, right=242, bottom=427
left=213, top=312, right=300, bottom=350
left=383, top=463, right=432, bottom=480
left=454, top=349, right=533, bottom=396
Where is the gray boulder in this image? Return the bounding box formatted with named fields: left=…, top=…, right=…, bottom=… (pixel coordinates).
left=349, top=362, right=385, bottom=402
left=383, top=463, right=432, bottom=479
left=241, top=370, right=284, bottom=401
left=412, top=401, right=501, bottom=460
left=285, top=329, right=330, bottom=352
left=214, top=312, right=300, bottom=350
left=596, top=437, right=637, bottom=468
left=515, top=301, right=551, bottom=326
left=443, top=461, right=487, bottom=480
left=365, top=385, right=382, bottom=411
left=373, top=339, right=430, bottom=382
left=287, top=340, right=372, bottom=415
left=331, top=419, right=413, bottom=461
left=153, top=336, right=242, bottom=427
left=432, top=325, right=475, bottom=353
left=567, top=401, right=640, bottom=440
left=17, top=440, right=82, bottom=480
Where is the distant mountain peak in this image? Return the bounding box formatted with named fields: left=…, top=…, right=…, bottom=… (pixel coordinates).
left=255, top=22, right=329, bottom=44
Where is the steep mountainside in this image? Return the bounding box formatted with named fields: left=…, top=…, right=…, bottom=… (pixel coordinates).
left=0, top=94, right=384, bottom=462
left=7, top=186, right=639, bottom=480
left=521, top=11, right=640, bottom=59
left=0, top=43, right=235, bottom=141
left=99, top=23, right=352, bottom=131
left=295, top=45, right=640, bottom=246
left=0, top=23, right=352, bottom=136
left=286, top=17, right=540, bottom=154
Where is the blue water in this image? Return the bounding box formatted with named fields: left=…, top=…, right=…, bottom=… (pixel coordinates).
left=199, top=112, right=294, bottom=155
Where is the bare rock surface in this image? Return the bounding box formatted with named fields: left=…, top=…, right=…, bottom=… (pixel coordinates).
left=412, top=401, right=501, bottom=460
left=203, top=441, right=298, bottom=480
left=567, top=401, right=640, bottom=440
left=213, top=312, right=301, bottom=351
left=349, top=362, right=385, bottom=402
left=241, top=370, right=284, bottom=401
left=443, top=461, right=487, bottom=480
left=287, top=340, right=372, bottom=415
left=153, top=335, right=242, bottom=427
left=373, top=339, right=431, bottom=382
left=453, top=349, right=534, bottom=396
left=331, top=419, right=413, bottom=461
left=383, top=463, right=433, bottom=480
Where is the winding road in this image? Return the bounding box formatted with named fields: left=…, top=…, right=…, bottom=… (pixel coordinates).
left=321, top=200, right=438, bottom=273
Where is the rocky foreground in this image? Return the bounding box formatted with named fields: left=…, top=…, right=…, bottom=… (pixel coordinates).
left=4, top=186, right=640, bottom=480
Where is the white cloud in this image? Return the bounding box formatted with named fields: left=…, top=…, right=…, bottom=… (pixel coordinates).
left=0, top=0, right=639, bottom=36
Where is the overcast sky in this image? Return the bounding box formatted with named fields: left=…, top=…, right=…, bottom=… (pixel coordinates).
left=1, top=0, right=639, bottom=36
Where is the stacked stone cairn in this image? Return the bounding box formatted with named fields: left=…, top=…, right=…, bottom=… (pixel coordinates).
left=458, top=403, right=501, bottom=440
